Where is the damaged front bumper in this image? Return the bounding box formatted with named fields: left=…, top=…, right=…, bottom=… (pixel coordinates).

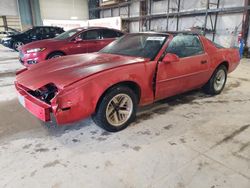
left=15, top=80, right=94, bottom=125
left=15, top=82, right=51, bottom=121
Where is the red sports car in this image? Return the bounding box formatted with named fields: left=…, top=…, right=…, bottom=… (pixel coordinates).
left=15, top=32, right=240, bottom=132
left=19, top=27, right=124, bottom=67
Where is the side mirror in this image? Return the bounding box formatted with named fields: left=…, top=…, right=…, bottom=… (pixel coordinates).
left=74, top=37, right=82, bottom=43
left=162, top=53, right=179, bottom=63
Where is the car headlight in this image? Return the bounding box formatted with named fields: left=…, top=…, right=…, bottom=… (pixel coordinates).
left=2, top=37, right=11, bottom=41
left=26, top=48, right=46, bottom=53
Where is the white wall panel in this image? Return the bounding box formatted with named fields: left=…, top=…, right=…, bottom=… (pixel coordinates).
left=220, top=0, right=244, bottom=8
left=180, top=0, right=206, bottom=11
left=167, top=18, right=177, bottom=31
left=120, top=7, right=130, bottom=17
left=151, top=18, right=167, bottom=31
left=130, top=1, right=140, bottom=17
left=178, top=16, right=205, bottom=30
left=150, top=18, right=178, bottom=32
left=40, top=0, right=88, bottom=20
left=214, top=13, right=243, bottom=47
left=129, top=21, right=139, bottom=32
left=103, top=9, right=111, bottom=17
left=151, top=0, right=168, bottom=14
left=112, top=8, right=119, bottom=17
left=0, top=0, right=18, bottom=16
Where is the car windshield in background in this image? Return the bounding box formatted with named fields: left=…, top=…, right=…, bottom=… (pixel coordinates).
left=100, top=34, right=167, bottom=59
left=55, top=28, right=82, bottom=40
left=22, top=28, right=33, bottom=34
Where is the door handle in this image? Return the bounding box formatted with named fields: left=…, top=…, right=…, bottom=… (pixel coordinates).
left=201, top=60, right=207, bottom=64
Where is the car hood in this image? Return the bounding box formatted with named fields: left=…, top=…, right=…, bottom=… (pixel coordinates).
left=1, top=34, right=20, bottom=40
left=21, top=39, right=64, bottom=50
left=9, top=33, right=26, bottom=39
left=16, top=53, right=148, bottom=90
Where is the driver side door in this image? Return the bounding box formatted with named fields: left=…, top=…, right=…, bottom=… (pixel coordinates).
left=27, top=28, right=43, bottom=42
left=155, top=35, right=210, bottom=100
left=68, top=29, right=102, bottom=55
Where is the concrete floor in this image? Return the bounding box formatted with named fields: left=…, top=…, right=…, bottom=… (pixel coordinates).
left=0, top=45, right=249, bottom=188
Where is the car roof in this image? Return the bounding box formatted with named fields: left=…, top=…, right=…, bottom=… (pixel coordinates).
left=165, top=31, right=200, bottom=35
left=137, top=31, right=200, bottom=36
left=32, top=26, right=62, bottom=29
left=72, top=26, right=123, bottom=31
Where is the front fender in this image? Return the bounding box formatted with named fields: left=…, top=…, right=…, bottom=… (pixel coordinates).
left=52, top=62, right=156, bottom=124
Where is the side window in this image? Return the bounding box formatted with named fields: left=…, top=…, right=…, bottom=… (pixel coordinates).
left=32, top=28, right=44, bottom=37
left=81, top=30, right=101, bottom=40
left=55, top=28, right=63, bottom=35
left=166, top=35, right=204, bottom=58
left=51, top=27, right=63, bottom=36
left=28, top=28, right=37, bottom=37
left=102, top=29, right=119, bottom=38
left=116, top=31, right=124, bottom=37
left=36, top=28, right=43, bottom=34
left=50, top=27, right=55, bottom=33
left=43, top=27, right=50, bottom=34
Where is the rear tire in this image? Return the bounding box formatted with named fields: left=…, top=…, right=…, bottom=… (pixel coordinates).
left=47, top=52, right=64, bottom=59
left=203, top=65, right=227, bottom=95
left=92, top=86, right=138, bottom=132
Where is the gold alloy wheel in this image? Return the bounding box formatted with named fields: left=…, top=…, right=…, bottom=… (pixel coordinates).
left=106, top=93, right=133, bottom=126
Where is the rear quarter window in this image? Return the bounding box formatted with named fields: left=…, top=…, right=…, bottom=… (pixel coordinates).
left=116, top=31, right=124, bottom=37
left=208, top=39, right=224, bottom=48
left=102, top=29, right=124, bottom=38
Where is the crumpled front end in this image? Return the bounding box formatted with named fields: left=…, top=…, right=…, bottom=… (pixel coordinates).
left=15, top=82, right=53, bottom=121
left=15, top=81, right=93, bottom=125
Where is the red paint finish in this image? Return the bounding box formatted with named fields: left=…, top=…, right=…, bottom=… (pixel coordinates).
left=15, top=32, right=240, bottom=125
left=19, top=27, right=124, bottom=67
left=15, top=82, right=51, bottom=121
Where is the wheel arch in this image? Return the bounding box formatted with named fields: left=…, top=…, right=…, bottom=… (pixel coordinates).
left=218, top=61, right=229, bottom=71
left=12, top=40, right=23, bottom=50
left=94, top=81, right=141, bottom=113
left=46, top=51, right=66, bottom=59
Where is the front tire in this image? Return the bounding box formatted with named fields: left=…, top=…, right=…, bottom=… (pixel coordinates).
left=203, top=65, right=227, bottom=95
left=13, top=41, right=24, bottom=51
left=92, top=86, right=138, bottom=132
left=47, top=52, right=64, bottom=59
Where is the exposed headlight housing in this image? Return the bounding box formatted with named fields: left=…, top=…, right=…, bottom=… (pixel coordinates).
left=28, top=83, right=58, bottom=104
left=26, top=48, right=46, bottom=53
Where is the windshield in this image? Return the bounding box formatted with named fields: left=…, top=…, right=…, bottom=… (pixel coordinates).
left=22, top=28, right=33, bottom=34
left=100, top=33, right=167, bottom=59
left=55, top=28, right=82, bottom=40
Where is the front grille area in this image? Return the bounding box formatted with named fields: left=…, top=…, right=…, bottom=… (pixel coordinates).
left=27, top=60, right=37, bottom=64
left=28, top=84, right=58, bottom=104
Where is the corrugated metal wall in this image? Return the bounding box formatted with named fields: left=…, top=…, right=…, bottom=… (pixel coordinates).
left=99, top=0, right=246, bottom=47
